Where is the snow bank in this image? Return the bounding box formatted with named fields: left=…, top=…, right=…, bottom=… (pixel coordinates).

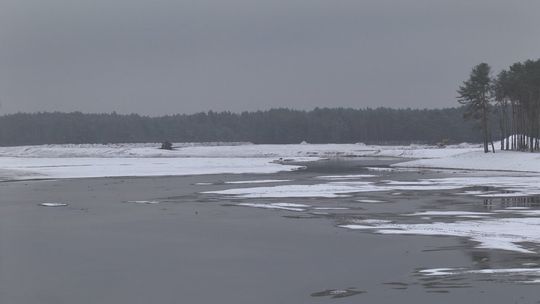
left=3, top=142, right=536, bottom=180
left=0, top=142, right=485, bottom=181
left=0, top=157, right=303, bottom=181
left=394, top=150, right=540, bottom=173
left=0, top=142, right=479, bottom=159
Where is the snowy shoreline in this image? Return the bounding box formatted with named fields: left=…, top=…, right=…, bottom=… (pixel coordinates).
left=393, top=150, right=540, bottom=173
left=1, top=142, right=538, bottom=180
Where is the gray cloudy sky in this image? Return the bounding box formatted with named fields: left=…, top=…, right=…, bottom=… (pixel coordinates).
left=1, top=0, right=540, bottom=115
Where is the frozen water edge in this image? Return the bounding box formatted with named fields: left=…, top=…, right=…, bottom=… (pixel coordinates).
left=418, top=267, right=540, bottom=284
left=3, top=143, right=540, bottom=182
left=236, top=203, right=310, bottom=212
left=316, top=174, right=376, bottom=180
left=395, top=150, right=540, bottom=173
left=406, top=211, right=492, bottom=216
left=341, top=216, right=540, bottom=254
left=125, top=200, right=160, bottom=204
left=225, top=179, right=291, bottom=184
left=0, top=157, right=305, bottom=181
left=206, top=174, right=540, bottom=199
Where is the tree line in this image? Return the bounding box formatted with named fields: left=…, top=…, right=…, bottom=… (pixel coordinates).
left=0, top=108, right=489, bottom=146
left=458, top=59, right=540, bottom=152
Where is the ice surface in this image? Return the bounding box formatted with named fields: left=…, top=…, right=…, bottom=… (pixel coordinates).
left=0, top=157, right=303, bottom=181
left=39, top=203, right=69, bottom=207
left=396, top=150, right=540, bottom=173
left=2, top=143, right=536, bottom=182
left=419, top=267, right=540, bottom=283
left=343, top=216, right=540, bottom=253
left=406, top=211, right=492, bottom=216
left=0, top=142, right=479, bottom=159
left=356, top=199, right=385, bottom=203
left=316, top=174, right=376, bottom=180
left=418, top=268, right=463, bottom=276
left=225, top=179, right=291, bottom=184
left=494, top=210, right=540, bottom=216
left=353, top=219, right=392, bottom=224
left=205, top=183, right=385, bottom=198
left=236, top=203, right=310, bottom=212
left=207, top=174, right=540, bottom=199
left=125, top=200, right=160, bottom=204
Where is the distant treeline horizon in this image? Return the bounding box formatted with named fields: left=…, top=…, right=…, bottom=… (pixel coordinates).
left=0, top=107, right=494, bottom=146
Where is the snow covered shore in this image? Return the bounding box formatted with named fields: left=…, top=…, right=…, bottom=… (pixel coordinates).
left=0, top=157, right=304, bottom=181
left=0, top=142, right=479, bottom=159
left=1, top=142, right=538, bottom=180
left=394, top=150, right=540, bottom=173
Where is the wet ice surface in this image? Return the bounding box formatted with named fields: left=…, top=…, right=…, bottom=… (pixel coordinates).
left=225, top=179, right=291, bottom=184
left=316, top=174, right=376, bottom=180
left=125, top=200, right=160, bottom=204
left=342, top=217, right=540, bottom=254
left=311, top=288, right=365, bottom=299
left=417, top=267, right=540, bottom=286
left=204, top=168, right=540, bottom=288
left=236, top=203, right=310, bottom=212
left=206, top=173, right=540, bottom=198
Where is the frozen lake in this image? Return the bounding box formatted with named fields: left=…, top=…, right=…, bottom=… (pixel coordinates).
left=2, top=158, right=540, bottom=303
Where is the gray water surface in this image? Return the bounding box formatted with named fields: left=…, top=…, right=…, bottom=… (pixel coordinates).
left=1, top=159, right=539, bottom=303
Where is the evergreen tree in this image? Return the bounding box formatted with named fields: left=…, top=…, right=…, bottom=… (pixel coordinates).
left=457, top=63, right=494, bottom=153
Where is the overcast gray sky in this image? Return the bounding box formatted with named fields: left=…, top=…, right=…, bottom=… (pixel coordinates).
left=1, top=0, right=540, bottom=115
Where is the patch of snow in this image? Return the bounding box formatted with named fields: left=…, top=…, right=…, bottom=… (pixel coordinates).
left=39, top=203, right=69, bottom=207
left=207, top=174, right=540, bottom=199
left=456, top=215, right=490, bottom=219
left=353, top=219, right=392, bottom=225
left=395, top=150, right=540, bottom=173
left=343, top=217, right=540, bottom=253
left=494, top=210, right=540, bottom=216
left=236, top=203, right=310, bottom=212
left=0, top=157, right=303, bottom=181
left=418, top=268, right=463, bottom=276
left=340, top=224, right=380, bottom=230
left=316, top=174, right=376, bottom=180
left=455, top=190, right=497, bottom=196
left=225, top=179, right=291, bottom=184
left=356, top=199, right=385, bottom=203
left=419, top=267, right=540, bottom=278
left=406, top=211, right=492, bottom=217
left=1, top=142, right=466, bottom=159
left=125, top=200, right=160, bottom=204
left=204, top=183, right=386, bottom=198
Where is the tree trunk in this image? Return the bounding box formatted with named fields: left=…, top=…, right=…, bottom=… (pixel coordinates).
left=482, top=108, right=489, bottom=153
